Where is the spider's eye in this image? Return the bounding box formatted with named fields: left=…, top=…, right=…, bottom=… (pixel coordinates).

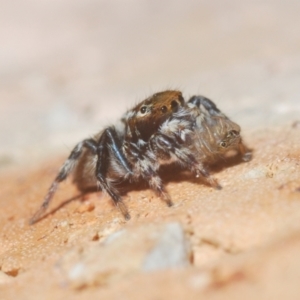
left=140, top=106, right=147, bottom=114
left=171, top=100, right=179, bottom=110
left=161, top=106, right=167, bottom=113
left=220, top=141, right=227, bottom=148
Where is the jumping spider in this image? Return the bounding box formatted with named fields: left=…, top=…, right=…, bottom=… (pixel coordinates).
left=30, top=90, right=251, bottom=224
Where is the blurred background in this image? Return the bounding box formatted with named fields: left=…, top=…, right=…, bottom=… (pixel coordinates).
left=0, top=0, right=299, bottom=169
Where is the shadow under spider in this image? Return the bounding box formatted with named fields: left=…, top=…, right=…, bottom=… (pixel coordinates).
left=31, top=193, right=83, bottom=224
left=32, top=153, right=247, bottom=224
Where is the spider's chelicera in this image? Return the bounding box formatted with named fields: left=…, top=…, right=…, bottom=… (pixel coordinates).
left=30, top=90, right=251, bottom=224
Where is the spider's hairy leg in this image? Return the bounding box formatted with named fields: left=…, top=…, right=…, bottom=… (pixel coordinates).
left=176, top=150, right=222, bottom=190
left=194, top=165, right=222, bottom=190
left=30, top=138, right=97, bottom=224
left=147, top=172, right=173, bottom=207
left=188, top=95, right=222, bottom=116
left=95, top=127, right=132, bottom=220
left=154, top=133, right=222, bottom=190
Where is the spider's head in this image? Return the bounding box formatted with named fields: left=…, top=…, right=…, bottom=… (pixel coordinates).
left=125, top=90, right=185, bottom=141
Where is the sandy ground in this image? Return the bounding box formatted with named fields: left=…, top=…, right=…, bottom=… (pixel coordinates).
left=0, top=1, right=300, bottom=299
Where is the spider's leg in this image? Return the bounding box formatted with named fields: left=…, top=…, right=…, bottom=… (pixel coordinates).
left=30, top=139, right=97, bottom=224
left=174, top=148, right=222, bottom=189
left=194, top=165, right=222, bottom=189
left=188, top=95, right=222, bottom=117
left=102, top=127, right=133, bottom=175
left=144, top=168, right=173, bottom=207
left=95, top=127, right=132, bottom=220
left=154, top=133, right=222, bottom=190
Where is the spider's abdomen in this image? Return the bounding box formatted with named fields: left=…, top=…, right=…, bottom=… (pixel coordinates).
left=73, top=148, right=97, bottom=192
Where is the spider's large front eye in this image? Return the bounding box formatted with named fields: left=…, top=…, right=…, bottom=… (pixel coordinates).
left=161, top=106, right=167, bottom=113
left=140, top=106, right=147, bottom=114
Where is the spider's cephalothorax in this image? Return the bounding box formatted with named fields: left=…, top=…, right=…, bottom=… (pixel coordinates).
left=30, top=90, right=251, bottom=224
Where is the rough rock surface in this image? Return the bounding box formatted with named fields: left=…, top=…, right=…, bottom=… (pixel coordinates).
left=0, top=1, right=300, bottom=299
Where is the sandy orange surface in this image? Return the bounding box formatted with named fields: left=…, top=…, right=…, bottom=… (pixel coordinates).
left=0, top=125, right=299, bottom=299
left=1, top=1, right=300, bottom=299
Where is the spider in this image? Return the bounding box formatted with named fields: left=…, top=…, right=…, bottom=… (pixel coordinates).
left=30, top=90, right=251, bottom=224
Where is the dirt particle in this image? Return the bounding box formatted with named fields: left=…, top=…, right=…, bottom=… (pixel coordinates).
left=4, top=268, right=20, bottom=277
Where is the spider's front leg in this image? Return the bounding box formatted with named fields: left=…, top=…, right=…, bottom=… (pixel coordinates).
left=30, top=138, right=98, bottom=224
left=95, top=127, right=133, bottom=220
